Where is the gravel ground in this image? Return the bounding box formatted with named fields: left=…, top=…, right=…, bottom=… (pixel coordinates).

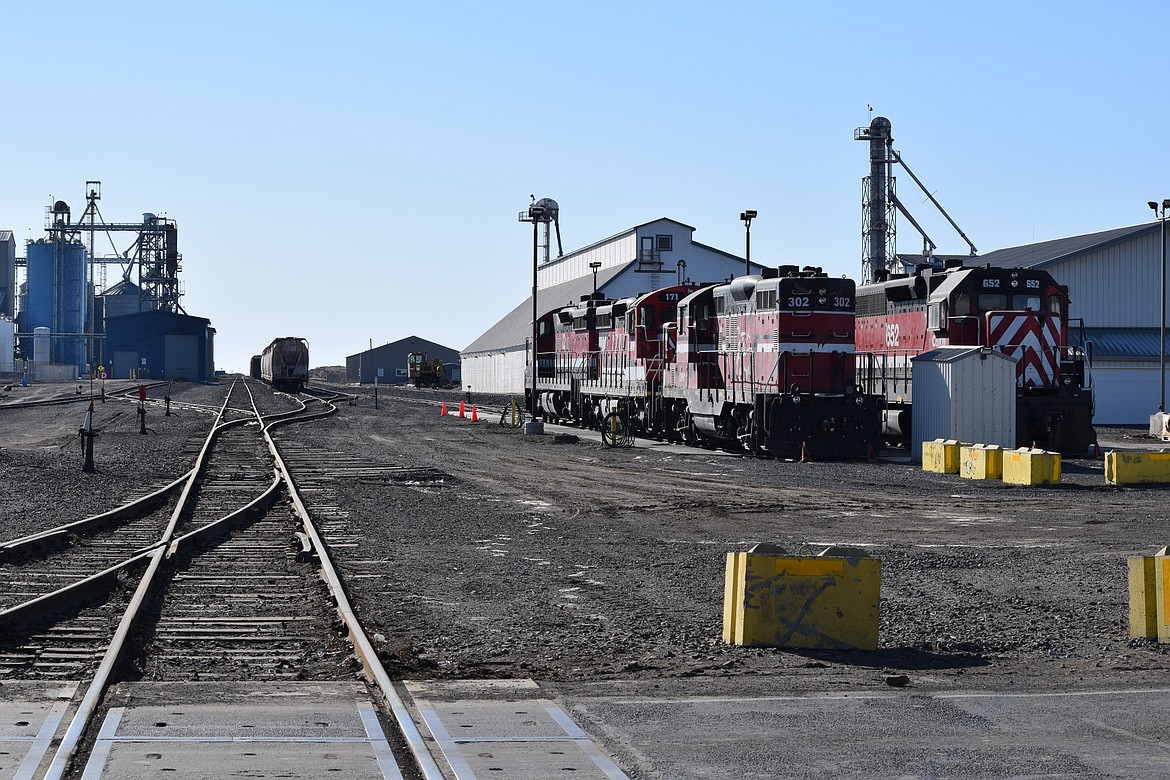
left=3, top=378, right=1170, bottom=699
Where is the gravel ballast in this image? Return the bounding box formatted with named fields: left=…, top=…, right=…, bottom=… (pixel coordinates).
left=3, top=378, right=1169, bottom=699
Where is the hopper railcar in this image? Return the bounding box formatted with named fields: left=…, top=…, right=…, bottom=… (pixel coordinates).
left=259, top=337, right=310, bottom=393
left=855, top=262, right=1095, bottom=454
left=531, top=267, right=884, bottom=460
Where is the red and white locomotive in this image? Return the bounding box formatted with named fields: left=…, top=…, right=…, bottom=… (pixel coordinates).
left=855, top=261, right=1095, bottom=453
left=532, top=266, right=883, bottom=459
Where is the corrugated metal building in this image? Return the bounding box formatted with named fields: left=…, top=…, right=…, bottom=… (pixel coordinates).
left=105, top=310, right=215, bottom=381
left=967, top=221, right=1166, bottom=424
left=910, top=346, right=1017, bottom=460
left=346, top=335, right=462, bottom=385
left=0, top=230, right=15, bottom=320
left=462, top=217, right=762, bottom=394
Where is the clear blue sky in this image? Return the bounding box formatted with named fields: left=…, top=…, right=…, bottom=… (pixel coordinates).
left=1, top=1, right=1167, bottom=371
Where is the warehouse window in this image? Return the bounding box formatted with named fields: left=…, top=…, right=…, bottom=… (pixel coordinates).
left=656, top=235, right=673, bottom=252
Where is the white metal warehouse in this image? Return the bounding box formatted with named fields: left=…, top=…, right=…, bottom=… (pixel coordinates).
left=973, top=221, right=1166, bottom=425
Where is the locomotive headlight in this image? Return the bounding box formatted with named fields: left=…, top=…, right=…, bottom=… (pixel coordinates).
left=854, top=394, right=865, bottom=405
left=1011, top=279, right=1018, bottom=287
left=1063, top=376, right=1072, bottom=386
left=818, top=297, right=827, bottom=305
left=791, top=393, right=801, bottom=405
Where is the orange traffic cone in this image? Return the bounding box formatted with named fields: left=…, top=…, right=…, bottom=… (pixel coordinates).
left=867, top=442, right=877, bottom=464
left=440, top=402, right=447, bottom=416
left=800, top=441, right=811, bottom=463
left=459, top=400, right=466, bottom=418
left=471, top=405, right=478, bottom=422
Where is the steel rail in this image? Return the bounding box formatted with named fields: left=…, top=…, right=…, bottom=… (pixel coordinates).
left=0, top=548, right=154, bottom=629
left=0, top=381, right=172, bottom=411
left=0, top=472, right=283, bottom=629
left=0, top=470, right=192, bottom=562
left=44, top=547, right=166, bottom=780
left=260, top=397, right=447, bottom=780
left=41, top=380, right=267, bottom=780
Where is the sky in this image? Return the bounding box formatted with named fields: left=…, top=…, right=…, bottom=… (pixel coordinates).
left=2, top=1, right=1168, bottom=371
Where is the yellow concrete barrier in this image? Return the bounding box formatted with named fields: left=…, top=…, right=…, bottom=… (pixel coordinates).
left=1105, top=451, right=1170, bottom=485
left=723, top=545, right=880, bottom=651
left=960, top=444, right=1003, bottom=480
left=1002, top=448, right=1060, bottom=485
left=922, top=439, right=963, bottom=474
left=1129, top=547, right=1170, bottom=642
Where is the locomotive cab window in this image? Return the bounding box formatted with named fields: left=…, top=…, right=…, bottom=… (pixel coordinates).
left=696, top=302, right=711, bottom=328
left=953, top=294, right=972, bottom=317
left=1012, top=294, right=1041, bottom=311
left=927, top=300, right=948, bottom=332
left=1047, top=295, right=1065, bottom=316
left=978, top=293, right=1008, bottom=310
left=641, top=307, right=656, bottom=334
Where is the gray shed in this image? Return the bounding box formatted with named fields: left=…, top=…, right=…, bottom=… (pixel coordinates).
left=910, top=346, right=1017, bottom=462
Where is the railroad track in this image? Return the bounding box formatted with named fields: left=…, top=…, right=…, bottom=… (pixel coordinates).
left=0, top=380, right=444, bottom=780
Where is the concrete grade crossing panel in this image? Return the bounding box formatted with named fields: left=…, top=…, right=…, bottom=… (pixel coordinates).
left=0, top=683, right=76, bottom=780
left=80, top=682, right=401, bottom=779
left=406, top=679, right=629, bottom=779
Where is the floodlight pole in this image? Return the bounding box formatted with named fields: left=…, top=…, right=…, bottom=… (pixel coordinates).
left=519, top=201, right=546, bottom=423
left=740, top=210, right=757, bottom=276
left=531, top=216, right=540, bottom=416
left=1153, top=199, right=1170, bottom=412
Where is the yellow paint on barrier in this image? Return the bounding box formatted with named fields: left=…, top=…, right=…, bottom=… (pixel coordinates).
left=775, top=558, right=844, bottom=577
left=1002, top=448, right=1060, bottom=485
left=723, top=550, right=880, bottom=651
left=922, top=439, right=963, bottom=474
left=1105, top=451, right=1170, bottom=484
left=1128, top=556, right=1158, bottom=639
left=1164, top=557, right=1170, bottom=630
left=960, top=445, right=1003, bottom=480
left=721, top=553, right=746, bottom=645
left=1159, top=551, right=1170, bottom=645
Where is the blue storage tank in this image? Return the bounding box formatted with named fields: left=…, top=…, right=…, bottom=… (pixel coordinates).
left=26, top=239, right=88, bottom=371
